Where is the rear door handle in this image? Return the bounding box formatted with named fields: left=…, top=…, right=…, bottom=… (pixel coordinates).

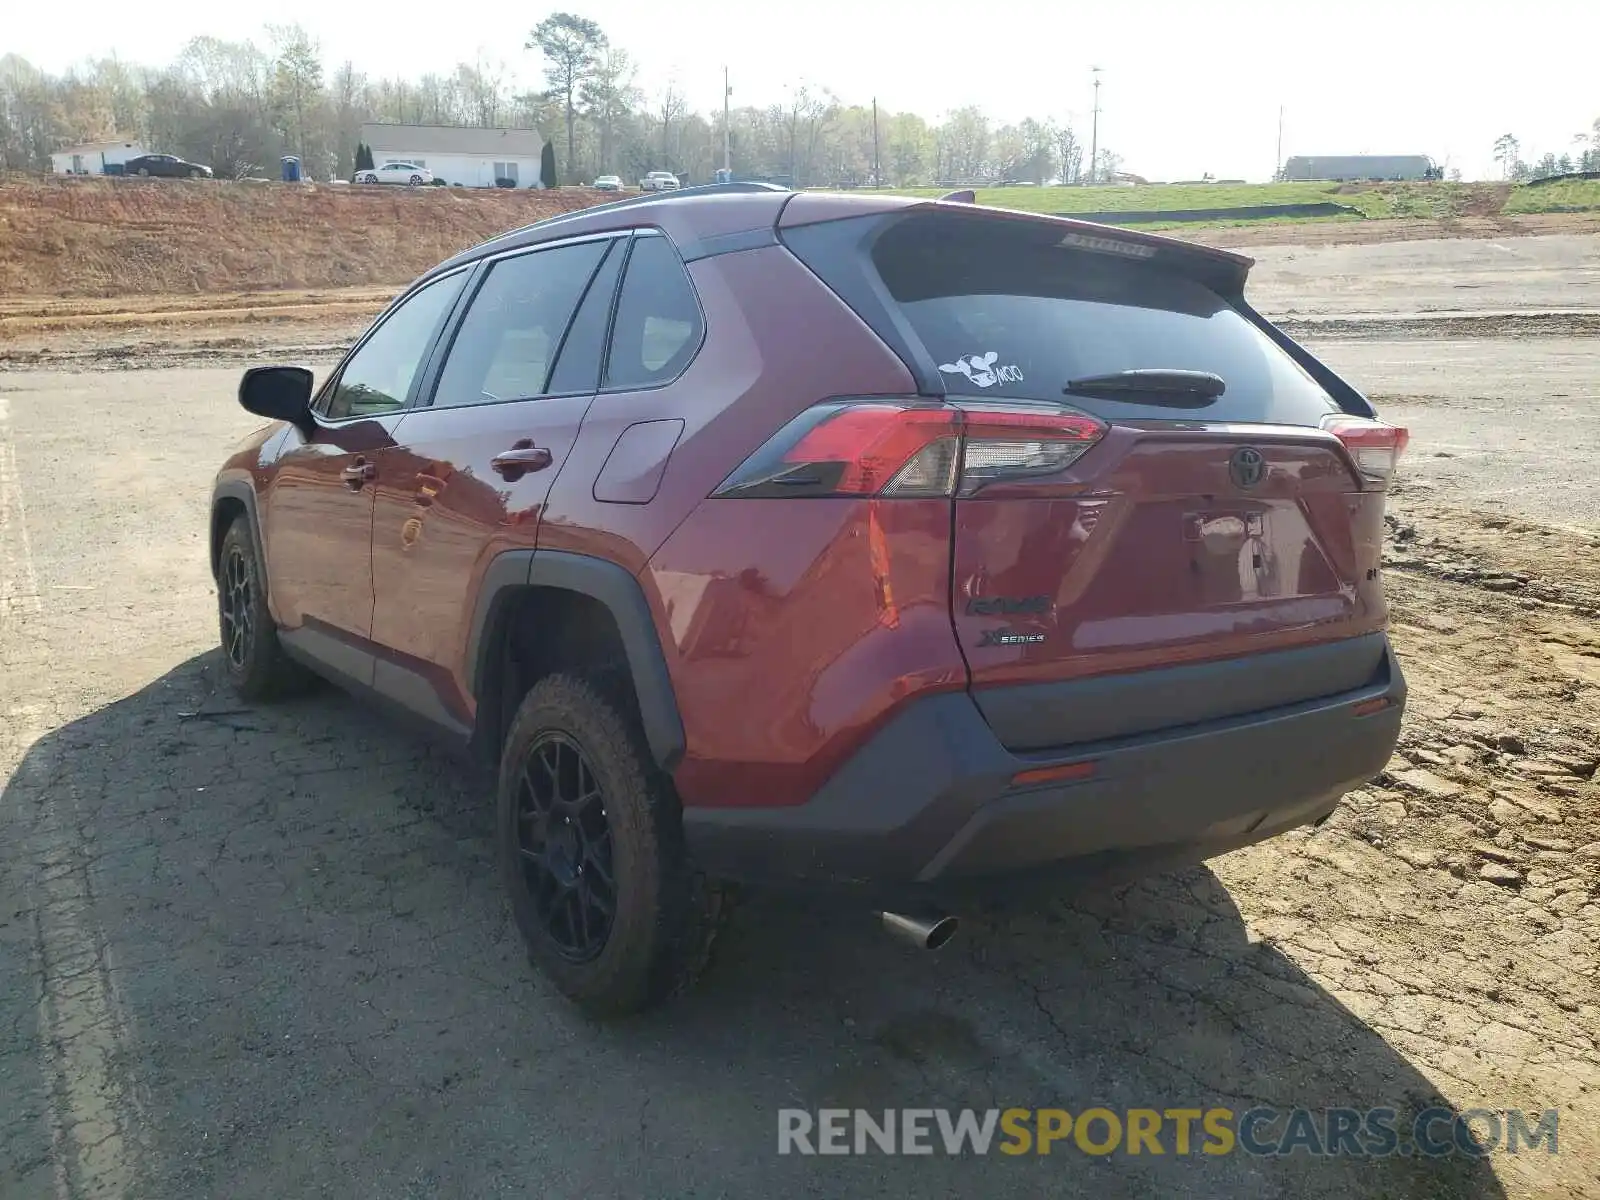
left=341, top=459, right=376, bottom=489
left=491, top=440, right=553, bottom=480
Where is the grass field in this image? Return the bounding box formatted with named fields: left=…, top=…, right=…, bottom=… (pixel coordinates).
left=1503, top=179, right=1600, bottom=214
left=887, top=181, right=1359, bottom=214
left=876, top=179, right=1600, bottom=225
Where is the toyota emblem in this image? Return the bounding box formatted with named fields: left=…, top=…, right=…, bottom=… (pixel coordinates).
left=1229, top=447, right=1266, bottom=489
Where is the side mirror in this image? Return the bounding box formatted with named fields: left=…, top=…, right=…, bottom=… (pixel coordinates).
left=239, top=366, right=313, bottom=428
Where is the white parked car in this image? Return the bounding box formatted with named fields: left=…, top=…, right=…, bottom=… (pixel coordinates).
left=592, top=174, right=624, bottom=191
left=355, top=162, right=435, bottom=187
left=640, top=171, right=680, bottom=192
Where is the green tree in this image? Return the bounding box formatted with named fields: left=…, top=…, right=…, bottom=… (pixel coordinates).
left=527, top=12, right=605, bottom=184
left=884, top=112, right=931, bottom=185
left=938, top=105, right=989, bottom=182
left=1016, top=118, right=1056, bottom=185
left=268, top=24, right=324, bottom=166
left=540, top=140, right=557, bottom=187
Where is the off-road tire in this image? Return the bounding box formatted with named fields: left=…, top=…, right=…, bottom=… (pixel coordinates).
left=216, top=516, right=312, bottom=701
left=498, top=674, right=730, bottom=1017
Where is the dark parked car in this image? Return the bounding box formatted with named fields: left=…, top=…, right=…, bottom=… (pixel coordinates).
left=126, top=153, right=213, bottom=178
left=211, top=183, right=1408, bottom=1014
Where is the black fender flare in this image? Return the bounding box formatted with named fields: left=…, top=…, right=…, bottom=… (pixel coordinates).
left=210, top=478, right=265, bottom=587
left=467, top=550, right=686, bottom=771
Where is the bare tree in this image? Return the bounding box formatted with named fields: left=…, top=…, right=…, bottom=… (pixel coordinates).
left=1094, top=148, right=1123, bottom=181
left=1053, top=122, right=1083, bottom=184
left=2, top=28, right=1175, bottom=191
left=330, top=61, right=366, bottom=177
left=777, top=84, right=834, bottom=185
left=580, top=43, right=638, bottom=175
left=656, top=82, right=688, bottom=173
left=458, top=54, right=509, bottom=128
left=1492, top=133, right=1521, bottom=181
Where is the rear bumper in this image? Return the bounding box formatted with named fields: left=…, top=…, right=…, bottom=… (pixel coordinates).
left=683, top=637, right=1405, bottom=903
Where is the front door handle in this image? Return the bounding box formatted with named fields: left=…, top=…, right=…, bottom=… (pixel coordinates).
left=491, top=440, right=554, bottom=480
left=341, top=459, right=376, bottom=489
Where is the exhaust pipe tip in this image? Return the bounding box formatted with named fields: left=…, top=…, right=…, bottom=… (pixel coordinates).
left=879, top=910, right=960, bottom=951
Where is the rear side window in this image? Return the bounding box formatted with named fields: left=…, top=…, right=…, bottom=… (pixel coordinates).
left=604, top=235, right=702, bottom=390
left=430, top=240, right=608, bottom=407
left=871, top=215, right=1339, bottom=425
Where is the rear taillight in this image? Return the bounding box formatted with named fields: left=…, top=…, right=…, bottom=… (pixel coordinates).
left=713, top=400, right=1106, bottom=499
left=1322, top=415, right=1409, bottom=487
left=957, top=405, right=1106, bottom=496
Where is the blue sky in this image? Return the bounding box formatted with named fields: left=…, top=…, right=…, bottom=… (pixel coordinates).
left=10, top=0, right=1596, bottom=181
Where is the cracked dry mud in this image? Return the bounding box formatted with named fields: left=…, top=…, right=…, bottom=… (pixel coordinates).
left=2, top=358, right=1598, bottom=1194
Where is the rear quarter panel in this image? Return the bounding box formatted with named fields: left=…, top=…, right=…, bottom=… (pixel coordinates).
left=542, top=243, right=916, bottom=573
left=546, top=244, right=967, bottom=809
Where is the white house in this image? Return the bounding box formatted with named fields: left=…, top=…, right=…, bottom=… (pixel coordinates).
left=50, top=139, right=147, bottom=176
left=359, top=124, right=548, bottom=189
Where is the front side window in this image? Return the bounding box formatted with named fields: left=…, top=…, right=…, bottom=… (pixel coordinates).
left=323, top=272, right=466, bottom=420
left=430, top=240, right=609, bottom=408
left=604, top=236, right=703, bottom=390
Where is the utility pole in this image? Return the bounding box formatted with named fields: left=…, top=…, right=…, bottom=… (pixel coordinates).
left=872, top=97, right=881, bottom=187
left=1088, top=67, right=1102, bottom=185
left=1275, top=105, right=1284, bottom=181
left=723, top=67, right=732, bottom=175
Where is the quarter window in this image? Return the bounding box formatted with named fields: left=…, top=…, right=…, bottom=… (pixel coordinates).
left=323, top=271, right=466, bottom=420
left=431, top=241, right=609, bottom=408
left=604, top=236, right=703, bottom=389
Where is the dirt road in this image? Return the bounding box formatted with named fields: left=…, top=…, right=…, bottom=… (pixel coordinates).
left=2, top=235, right=1598, bottom=1198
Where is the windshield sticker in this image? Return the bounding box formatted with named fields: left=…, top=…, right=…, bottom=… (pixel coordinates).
left=937, top=352, right=1024, bottom=389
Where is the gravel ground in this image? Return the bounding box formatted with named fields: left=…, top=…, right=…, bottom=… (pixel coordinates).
left=2, top=236, right=1598, bottom=1199
left=1246, top=233, right=1600, bottom=318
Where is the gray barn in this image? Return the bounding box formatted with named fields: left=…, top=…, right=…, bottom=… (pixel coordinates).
left=1282, top=155, right=1436, bottom=182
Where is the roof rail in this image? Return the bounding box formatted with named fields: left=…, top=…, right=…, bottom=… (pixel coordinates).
left=501, top=180, right=790, bottom=240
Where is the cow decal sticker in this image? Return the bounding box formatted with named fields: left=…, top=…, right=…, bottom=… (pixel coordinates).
left=937, top=352, right=1024, bottom=389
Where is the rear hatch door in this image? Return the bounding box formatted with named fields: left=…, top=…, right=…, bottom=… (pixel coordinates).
left=869, top=210, right=1392, bottom=748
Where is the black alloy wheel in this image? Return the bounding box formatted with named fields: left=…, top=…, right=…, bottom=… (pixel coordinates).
left=219, top=543, right=254, bottom=671
left=513, top=732, right=617, bottom=962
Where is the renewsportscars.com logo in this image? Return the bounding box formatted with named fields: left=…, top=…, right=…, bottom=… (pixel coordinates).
left=777, top=1107, right=1560, bottom=1158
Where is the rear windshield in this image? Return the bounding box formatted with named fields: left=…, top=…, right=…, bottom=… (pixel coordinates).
left=871, top=214, right=1338, bottom=424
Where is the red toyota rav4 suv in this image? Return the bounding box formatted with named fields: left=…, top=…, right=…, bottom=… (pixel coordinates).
left=211, top=183, right=1406, bottom=1014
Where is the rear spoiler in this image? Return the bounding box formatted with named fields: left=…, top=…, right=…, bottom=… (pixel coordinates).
left=779, top=200, right=1374, bottom=415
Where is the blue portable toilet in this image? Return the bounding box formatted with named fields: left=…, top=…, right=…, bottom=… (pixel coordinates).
left=280, top=156, right=302, bottom=183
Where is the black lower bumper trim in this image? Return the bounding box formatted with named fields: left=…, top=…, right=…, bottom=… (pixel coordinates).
left=683, top=638, right=1405, bottom=896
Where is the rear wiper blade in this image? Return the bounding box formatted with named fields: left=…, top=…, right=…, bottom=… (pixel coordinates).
left=1065, top=369, right=1227, bottom=405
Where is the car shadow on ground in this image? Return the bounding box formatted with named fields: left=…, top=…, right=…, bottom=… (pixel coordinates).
left=1, top=652, right=1508, bottom=1200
